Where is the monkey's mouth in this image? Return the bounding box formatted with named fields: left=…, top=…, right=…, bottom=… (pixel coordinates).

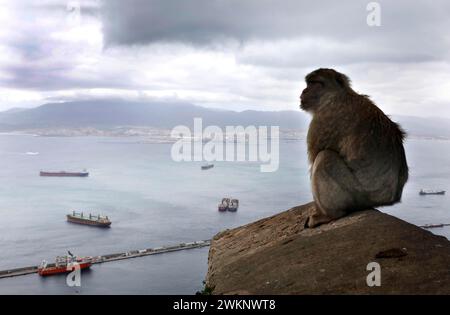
left=300, top=94, right=310, bottom=110
left=300, top=99, right=309, bottom=111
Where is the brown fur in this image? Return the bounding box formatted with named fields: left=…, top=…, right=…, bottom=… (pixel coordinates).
left=300, top=68, right=408, bottom=227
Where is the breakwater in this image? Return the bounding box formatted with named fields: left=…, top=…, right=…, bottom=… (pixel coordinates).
left=0, top=240, right=210, bottom=279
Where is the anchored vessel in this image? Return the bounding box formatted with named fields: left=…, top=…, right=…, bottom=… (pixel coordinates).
left=201, top=163, right=214, bottom=170
left=228, top=199, right=239, bottom=212
left=421, top=223, right=450, bottom=229
left=218, top=198, right=239, bottom=212
left=67, top=211, right=111, bottom=227
left=218, top=198, right=230, bottom=212
left=38, top=254, right=92, bottom=276
left=40, top=170, right=89, bottom=177
left=419, top=189, right=446, bottom=195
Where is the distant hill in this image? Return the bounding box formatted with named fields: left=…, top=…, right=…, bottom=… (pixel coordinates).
left=1, top=107, right=27, bottom=114
left=0, top=99, right=309, bottom=130
left=0, top=99, right=449, bottom=139
left=390, top=115, right=450, bottom=139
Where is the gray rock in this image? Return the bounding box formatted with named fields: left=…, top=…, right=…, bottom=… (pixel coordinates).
left=206, top=202, right=450, bottom=294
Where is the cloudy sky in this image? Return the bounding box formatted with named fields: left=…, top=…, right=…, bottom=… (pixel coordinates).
left=1, top=0, right=450, bottom=117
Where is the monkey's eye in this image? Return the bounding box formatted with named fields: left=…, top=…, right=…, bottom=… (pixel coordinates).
left=309, top=80, right=324, bottom=88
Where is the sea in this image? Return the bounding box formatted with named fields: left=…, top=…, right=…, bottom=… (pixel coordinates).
left=0, top=134, right=449, bottom=294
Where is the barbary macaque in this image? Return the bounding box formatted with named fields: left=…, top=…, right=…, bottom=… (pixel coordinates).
left=300, top=68, right=408, bottom=228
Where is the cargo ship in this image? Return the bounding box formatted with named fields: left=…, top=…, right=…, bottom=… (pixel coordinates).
left=38, top=254, right=92, bottom=276
left=419, top=189, right=446, bottom=195
left=67, top=211, right=111, bottom=227
left=40, top=170, right=89, bottom=177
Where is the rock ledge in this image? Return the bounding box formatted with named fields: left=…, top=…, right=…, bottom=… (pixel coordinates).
left=206, top=202, right=450, bottom=294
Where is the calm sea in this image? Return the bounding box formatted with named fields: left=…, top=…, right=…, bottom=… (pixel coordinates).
left=0, top=135, right=448, bottom=294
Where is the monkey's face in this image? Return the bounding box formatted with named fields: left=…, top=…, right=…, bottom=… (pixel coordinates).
left=300, top=79, right=325, bottom=112
left=300, top=68, right=350, bottom=112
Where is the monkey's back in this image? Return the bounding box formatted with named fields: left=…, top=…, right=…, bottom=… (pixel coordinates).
left=308, top=92, right=408, bottom=204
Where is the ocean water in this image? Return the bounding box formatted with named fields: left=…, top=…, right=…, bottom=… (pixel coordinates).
left=0, top=135, right=448, bottom=294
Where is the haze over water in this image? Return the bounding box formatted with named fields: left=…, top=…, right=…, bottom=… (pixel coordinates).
left=0, top=135, right=448, bottom=294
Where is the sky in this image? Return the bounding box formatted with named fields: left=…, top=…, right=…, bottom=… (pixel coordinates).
left=1, top=0, right=450, bottom=117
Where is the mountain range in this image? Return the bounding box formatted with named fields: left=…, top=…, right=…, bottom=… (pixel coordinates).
left=0, top=99, right=449, bottom=138
left=0, top=99, right=309, bottom=130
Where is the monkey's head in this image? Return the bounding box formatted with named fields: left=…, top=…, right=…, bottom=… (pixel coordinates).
left=300, top=68, right=352, bottom=112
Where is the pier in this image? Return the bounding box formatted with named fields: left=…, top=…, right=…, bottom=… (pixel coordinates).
left=0, top=240, right=210, bottom=279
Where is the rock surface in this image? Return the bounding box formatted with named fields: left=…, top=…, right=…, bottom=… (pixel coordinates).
left=206, top=202, right=450, bottom=294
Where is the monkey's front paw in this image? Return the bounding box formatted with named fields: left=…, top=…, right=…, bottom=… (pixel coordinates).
left=305, top=214, right=332, bottom=228
left=303, top=216, right=309, bottom=229
left=304, top=215, right=318, bottom=228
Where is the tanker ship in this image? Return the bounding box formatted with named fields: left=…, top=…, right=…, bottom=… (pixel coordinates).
left=419, top=189, right=446, bottom=195
left=38, top=253, right=92, bottom=276
left=40, top=170, right=89, bottom=177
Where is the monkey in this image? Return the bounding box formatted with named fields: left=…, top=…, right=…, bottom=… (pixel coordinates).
left=299, top=68, right=408, bottom=228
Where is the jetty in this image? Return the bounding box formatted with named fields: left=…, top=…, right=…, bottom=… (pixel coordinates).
left=0, top=240, right=210, bottom=279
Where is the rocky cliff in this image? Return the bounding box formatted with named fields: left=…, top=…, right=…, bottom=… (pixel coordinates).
left=206, top=202, right=450, bottom=294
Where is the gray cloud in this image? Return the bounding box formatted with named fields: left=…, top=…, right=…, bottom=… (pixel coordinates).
left=102, top=0, right=450, bottom=66
left=36, top=1, right=100, bottom=17
left=2, top=0, right=450, bottom=117
left=2, top=63, right=140, bottom=91
left=0, top=1, right=106, bottom=91
left=102, top=0, right=360, bottom=45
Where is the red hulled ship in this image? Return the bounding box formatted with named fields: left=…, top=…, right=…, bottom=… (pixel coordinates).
left=40, top=170, right=89, bottom=177
left=38, top=254, right=92, bottom=276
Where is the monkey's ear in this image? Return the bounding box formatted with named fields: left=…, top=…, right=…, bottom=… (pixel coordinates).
left=336, top=73, right=351, bottom=88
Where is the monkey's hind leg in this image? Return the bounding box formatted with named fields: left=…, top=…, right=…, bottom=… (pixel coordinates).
left=307, top=150, right=361, bottom=228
